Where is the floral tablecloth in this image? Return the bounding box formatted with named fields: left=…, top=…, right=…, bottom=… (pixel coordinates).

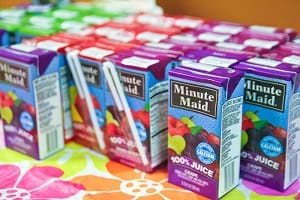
left=0, top=142, right=299, bottom=200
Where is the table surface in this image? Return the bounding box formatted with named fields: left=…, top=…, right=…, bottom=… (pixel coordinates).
left=0, top=142, right=299, bottom=200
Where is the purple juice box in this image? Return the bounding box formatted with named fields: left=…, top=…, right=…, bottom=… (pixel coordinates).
left=0, top=44, right=64, bottom=159
left=180, top=49, right=251, bottom=68
left=228, top=30, right=286, bottom=54
left=104, top=49, right=176, bottom=172
left=233, top=57, right=300, bottom=191
left=168, top=66, right=244, bottom=199
left=196, top=21, right=246, bottom=35
left=246, top=25, right=297, bottom=41
left=263, top=48, right=300, bottom=66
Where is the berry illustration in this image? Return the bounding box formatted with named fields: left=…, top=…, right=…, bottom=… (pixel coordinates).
left=208, top=133, right=220, bottom=146
left=273, top=127, right=287, bottom=139
left=242, top=115, right=254, bottom=131
left=168, top=115, right=190, bottom=136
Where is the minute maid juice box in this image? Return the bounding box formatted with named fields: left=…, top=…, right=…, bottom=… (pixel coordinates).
left=104, top=49, right=176, bottom=172
left=68, top=41, right=132, bottom=152
left=233, top=57, right=300, bottom=191
left=0, top=44, right=64, bottom=159
left=168, top=66, right=244, bottom=199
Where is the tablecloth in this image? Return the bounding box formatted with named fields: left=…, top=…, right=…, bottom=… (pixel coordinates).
left=0, top=142, right=299, bottom=200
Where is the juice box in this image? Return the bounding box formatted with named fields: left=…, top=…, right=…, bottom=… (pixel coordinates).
left=246, top=25, right=297, bottom=41
left=68, top=41, right=132, bottom=152
left=168, top=66, right=244, bottom=199
left=233, top=57, right=300, bottom=191
left=263, top=48, right=300, bottom=66
left=19, top=16, right=59, bottom=41
left=187, top=30, right=232, bottom=45
left=196, top=21, right=246, bottom=35
left=0, top=44, right=64, bottom=159
left=228, top=30, right=286, bottom=54
left=25, top=35, right=91, bottom=141
left=180, top=49, right=251, bottom=68
left=104, top=49, right=176, bottom=172
left=0, top=9, right=26, bottom=44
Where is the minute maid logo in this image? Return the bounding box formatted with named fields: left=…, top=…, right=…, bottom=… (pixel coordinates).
left=170, top=80, right=218, bottom=118
left=244, top=77, right=286, bottom=112
left=0, top=61, right=28, bottom=89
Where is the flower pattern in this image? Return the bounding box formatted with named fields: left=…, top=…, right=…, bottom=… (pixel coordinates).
left=73, top=161, right=207, bottom=200
left=0, top=164, right=84, bottom=200
left=0, top=142, right=298, bottom=199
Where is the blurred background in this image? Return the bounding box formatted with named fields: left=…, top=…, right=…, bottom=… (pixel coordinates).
left=1, top=0, right=299, bottom=32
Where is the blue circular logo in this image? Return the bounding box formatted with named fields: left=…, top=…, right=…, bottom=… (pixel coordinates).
left=135, top=121, right=147, bottom=142
left=260, top=136, right=283, bottom=157
left=20, top=111, right=34, bottom=132
left=195, top=142, right=216, bottom=165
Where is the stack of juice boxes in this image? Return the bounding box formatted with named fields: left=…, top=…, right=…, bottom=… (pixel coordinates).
left=0, top=8, right=300, bottom=200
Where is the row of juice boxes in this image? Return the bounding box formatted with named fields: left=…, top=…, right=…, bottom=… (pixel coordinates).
left=1, top=12, right=300, bottom=199
left=0, top=2, right=126, bottom=46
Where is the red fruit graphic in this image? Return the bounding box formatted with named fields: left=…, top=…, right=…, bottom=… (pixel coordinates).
left=208, top=133, right=220, bottom=146
left=168, top=115, right=190, bottom=136
left=0, top=94, right=14, bottom=107
left=273, top=127, right=287, bottom=139
left=25, top=104, right=35, bottom=116
left=133, top=110, right=150, bottom=129
left=91, top=95, right=101, bottom=109
left=106, top=123, right=119, bottom=136
left=75, top=95, right=92, bottom=125
left=242, top=116, right=254, bottom=131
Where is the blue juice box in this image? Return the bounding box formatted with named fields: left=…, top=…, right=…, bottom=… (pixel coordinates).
left=104, top=48, right=176, bottom=172
left=0, top=44, right=64, bottom=159
left=167, top=66, right=244, bottom=199
left=233, top=57, right=300, bottom=191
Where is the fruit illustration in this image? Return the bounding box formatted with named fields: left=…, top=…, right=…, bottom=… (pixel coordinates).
left=7, top=91, right=17, bottom=101
left=242, top=115, right=254, bottom=131
left=273, top=127, right=287, bottom=139
left=245, top=111, right=260, bottom=122
left=208, top=133, right=220, bottom=146
left=133, top=110, right=150, bottom=129
left=168, top=115, right=190, bottom=136
left=106, top=123, right=119, bottom=136
left=168, top=134, right=186, bottom=155
left=71, top=104, right=83, bottom=123
left=0, top=92, right=14, bottom=107
left=241, top=130, right=248, bottom=148
left=253, top=120, right=268, bottom=130
left=180, top=116, right=195, bottom=128
left=106, top=110, right=119, bottom=126
left=0, top=107, right=13, bottom=124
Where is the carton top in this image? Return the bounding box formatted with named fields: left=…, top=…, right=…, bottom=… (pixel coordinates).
left=246, top=25, right=297, bottom=41
left=30, top=33, right=94, bottom=53
left=179, top=60, right=244, bottom=97
left=145, top=40, right=205, bottom=53
left=188, top=29, right=232, bottom=44
left=106, top=49, right=175, bottom=80
left=0, top=44, right=57, bottom=75
left=294, top=38, right=300, bottom=44
left=207, top=44, right=258, bottom=57
left=196, top=21, right=246, bottom=35
left=234, top=57, right=300, bottom=80
left=278, top=42, right=300, bottom=52
left=180, top=49, right=250, bottom=67
left=76, top=40, right=132, bottom=61
left=262, top=49, right=300, bottom=66
left=169, top=67, right=230, bottom=87
left=230, top=31, right=285, bottom=49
